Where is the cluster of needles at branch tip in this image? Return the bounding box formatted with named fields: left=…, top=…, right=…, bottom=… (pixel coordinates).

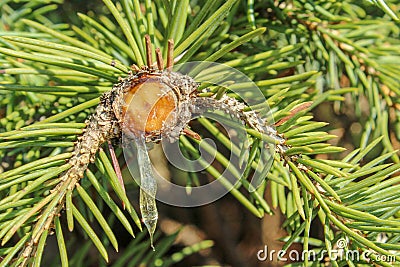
left=18, top=35, right=293, bottom=261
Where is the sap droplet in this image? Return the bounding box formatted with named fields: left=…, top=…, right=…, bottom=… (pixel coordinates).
left=135, top=135, right=158, bottom=250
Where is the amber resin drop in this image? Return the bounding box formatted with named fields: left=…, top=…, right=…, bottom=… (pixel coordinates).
left=122, top=74, right=178, bottom=136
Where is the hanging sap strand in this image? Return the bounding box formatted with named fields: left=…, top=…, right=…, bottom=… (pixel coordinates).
left=135, top=135, right=158, bottom=250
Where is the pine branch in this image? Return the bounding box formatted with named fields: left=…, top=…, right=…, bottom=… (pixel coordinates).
left=1, top=0, right=400, bottom=266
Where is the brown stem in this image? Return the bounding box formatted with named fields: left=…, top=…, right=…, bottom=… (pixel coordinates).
left=155, top=48, right=164, bottom=71
left=18, top=86, right=124, bottom=265
left=167, top=39, right=174, bottom=71
left=145, top=35, right=153, bottom=68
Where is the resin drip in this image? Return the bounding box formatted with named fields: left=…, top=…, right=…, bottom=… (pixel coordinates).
left=135, top=135, right=158, bottom=250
